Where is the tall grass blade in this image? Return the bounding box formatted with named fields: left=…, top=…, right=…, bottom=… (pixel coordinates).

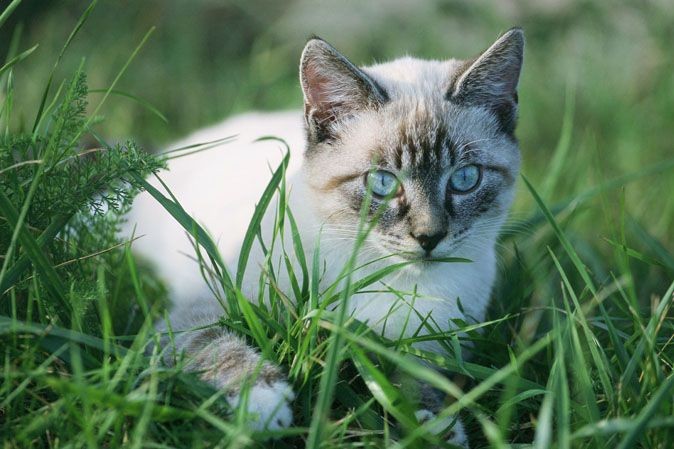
left=0, top=0, right=22, bottom=30
left=236, top=139, right=289, bottom=287
left=0, top=43, right=37, bottom=78
left=31, top=0, right=98, bottom=133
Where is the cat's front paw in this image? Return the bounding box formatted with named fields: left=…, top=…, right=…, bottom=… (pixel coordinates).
left=415, top=409, right=468, bottom=448
left=230, top=379, right=295, bottom=430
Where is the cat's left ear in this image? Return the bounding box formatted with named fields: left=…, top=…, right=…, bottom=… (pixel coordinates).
left=449, top=28, right=524, bottom=134
left=300, top=37, right=388, bottom=143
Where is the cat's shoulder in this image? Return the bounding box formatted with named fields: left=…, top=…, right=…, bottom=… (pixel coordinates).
left=124, top=110, right=306, bottom=300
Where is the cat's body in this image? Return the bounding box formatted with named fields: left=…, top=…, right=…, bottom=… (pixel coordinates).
left=126, top=29, right=524, bottom=447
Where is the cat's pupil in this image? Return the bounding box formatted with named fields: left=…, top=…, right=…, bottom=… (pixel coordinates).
left=368, top=170, right=398, bottom=197
left=450, top=165, right=480, bottom=193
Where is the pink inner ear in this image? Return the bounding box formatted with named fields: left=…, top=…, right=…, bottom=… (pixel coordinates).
left=303, top=63, right=346, bottom=125
left=303, top=63, right=333, bottom=110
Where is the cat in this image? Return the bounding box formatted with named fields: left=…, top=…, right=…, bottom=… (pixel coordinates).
left=126, top=28, right=524, bottom=448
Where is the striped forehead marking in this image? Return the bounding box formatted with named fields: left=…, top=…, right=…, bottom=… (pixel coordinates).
left=391, top=123, right=455, bottom=170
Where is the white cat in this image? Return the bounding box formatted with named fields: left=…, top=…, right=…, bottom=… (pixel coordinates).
left=126, top=28, right=524, bottom=447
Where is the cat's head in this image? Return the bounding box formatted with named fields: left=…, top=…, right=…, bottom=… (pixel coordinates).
left=299, top=29, right=524, bottom=261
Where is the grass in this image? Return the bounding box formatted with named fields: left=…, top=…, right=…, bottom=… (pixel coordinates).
left=2, top=1, right=674, bottom=448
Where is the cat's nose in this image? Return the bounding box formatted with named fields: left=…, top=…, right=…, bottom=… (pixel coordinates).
left=412, top=231, right=447, bottom=253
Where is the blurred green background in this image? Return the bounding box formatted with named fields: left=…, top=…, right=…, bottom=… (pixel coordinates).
left=3, top=0, right=674, bottom=253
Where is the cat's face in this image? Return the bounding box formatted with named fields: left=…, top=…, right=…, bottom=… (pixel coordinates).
left=299, top=30, right=523, bottom=261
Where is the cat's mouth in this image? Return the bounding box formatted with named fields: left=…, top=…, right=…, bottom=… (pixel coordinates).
left=393, top=249, right=448, bottom=263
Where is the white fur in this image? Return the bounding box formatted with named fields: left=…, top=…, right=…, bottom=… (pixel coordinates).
left=415, top=409, right=468, bottom=447
left=230, top=380, right=295, bottom=430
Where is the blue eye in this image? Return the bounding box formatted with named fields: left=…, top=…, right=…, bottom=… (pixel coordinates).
left=449, top=165, right=481, bottom=193
left=366, top=170, right=400, bottom=197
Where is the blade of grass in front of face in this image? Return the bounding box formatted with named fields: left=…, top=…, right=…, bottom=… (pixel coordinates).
left=306, top=179, right=382, bottom=448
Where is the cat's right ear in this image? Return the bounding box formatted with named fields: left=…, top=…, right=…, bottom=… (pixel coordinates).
left=449, top=28, right=524, bottom=135
left=300, top=38, right=388, bottom=143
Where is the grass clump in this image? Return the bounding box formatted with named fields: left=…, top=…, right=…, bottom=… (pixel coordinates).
left=2, top=2, right=674, bottom=449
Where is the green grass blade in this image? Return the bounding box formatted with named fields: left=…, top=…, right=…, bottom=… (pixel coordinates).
left=89, top=88, right=168, bottom=123
left=548, top=248, right=616, bottom=408
left=130, top=171, right=236, bottom=296
left=615, top=373, right=674, bottom=449
left=350, top=346, right=418, bottom=431
left=0, top=190, right=70, bottom=315
left=235, top=137, right=289, bottom=287
left=533, top=392, right=554, bottom=449
left=66, top=25, right=155, bottom=147
left=620, top=280, right=674, bottom=400
left=541, top=80, right=576, bottom=198
left=0, top=213, right=71, bottom=294
left=0, top=0, right=22, bottom=30
left=31, top=0, right=98, bottom=133
left=522, top=174, right=597, bottom=293
left=0, top=44, right=37, bottom=78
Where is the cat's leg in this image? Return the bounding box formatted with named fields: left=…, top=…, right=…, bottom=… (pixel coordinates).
left=157, top=308, right=294, bottom=430
left=415, top=409, right=468, bottom=448
left=182, top=328, right=294, bottom=430
left=398, top=373, right=469, bottom=448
